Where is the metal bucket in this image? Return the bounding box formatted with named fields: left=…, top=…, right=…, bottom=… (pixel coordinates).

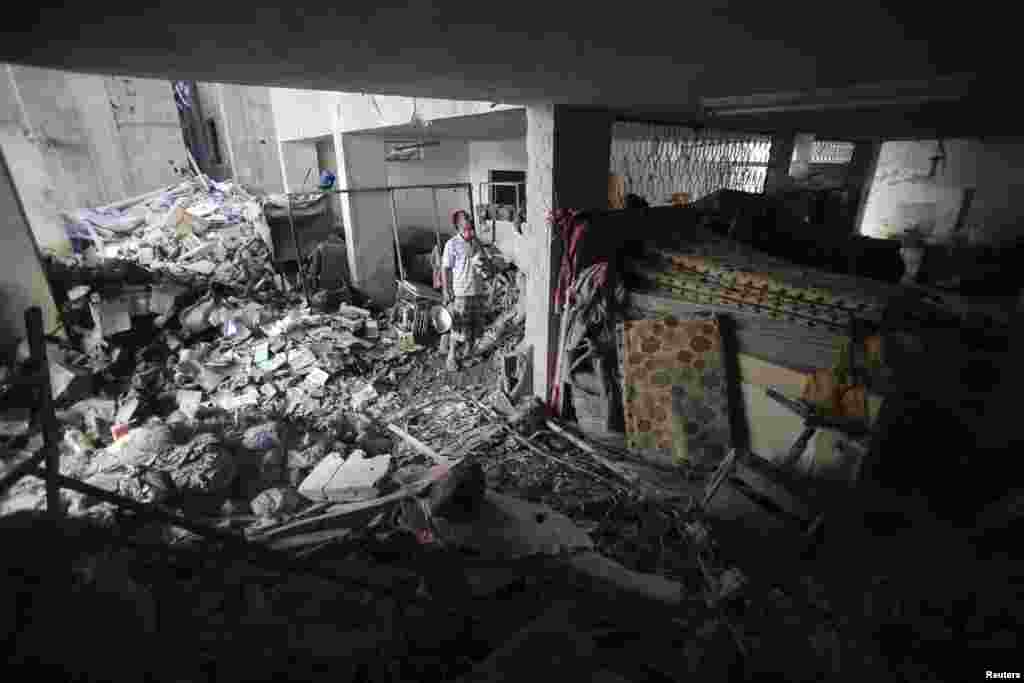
left=430, top=305, right=452, bottom=335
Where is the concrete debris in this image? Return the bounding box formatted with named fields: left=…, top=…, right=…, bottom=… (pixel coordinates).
left=84, top=467, right=175, bottom=505
left=89, top=422, right=174, bottom=473
left=250, top=486, right=306, bottom=519
left=154, top=433, right=235, bottom=494
left=176, top=390, right=203, bottom=420
left=0, top=409, right=32, bottom=439
left=432, top=491, right=595, bottom=559
left=298, top=450, right=391, bottom=503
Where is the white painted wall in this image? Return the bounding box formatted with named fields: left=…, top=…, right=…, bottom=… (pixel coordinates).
left=267, top=88, right=525, bottom=300
left=1, top=65, right=187, bottom=253
left=315, top=139, right=343, bottom=227
left=860, top=138, right=1024, bottom=244
left=216, top=84, right=285, bottom=193
left=280, top=140, right=320, bottom=193
left=385, top=140, right=470, bottom=246
left=468, top=139, right=527, bottom=264
left=269, top=88, right=333, bottom=142
left=468, top=139, right=527, bottom=197
left=337, top=134, right=396, bottom=304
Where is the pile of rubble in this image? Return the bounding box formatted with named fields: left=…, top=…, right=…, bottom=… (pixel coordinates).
left=2, top=165, right=532, bottom=526
left=59, top=177, right=278, bottom=294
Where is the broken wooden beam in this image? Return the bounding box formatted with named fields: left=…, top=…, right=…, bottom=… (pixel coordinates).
left=545, top=420, right=638, bottom=483
left=469, top=398, right=624, bottom=488
left=387, top=423, right=449, bottom=465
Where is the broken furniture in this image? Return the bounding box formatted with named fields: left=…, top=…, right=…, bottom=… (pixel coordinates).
left=702, top=385, right=872, bottom=550
left=763, top=387, right=870, bottom=471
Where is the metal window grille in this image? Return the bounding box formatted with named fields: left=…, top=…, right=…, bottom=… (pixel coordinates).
left=811, top=141, right=855, bottom=164
left=610, top=121, right=771, bottom=203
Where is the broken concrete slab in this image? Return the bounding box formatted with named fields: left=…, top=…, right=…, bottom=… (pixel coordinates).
left=298, top=450, right=391, bottom=503
left=432, top=491, right=594, bottom=559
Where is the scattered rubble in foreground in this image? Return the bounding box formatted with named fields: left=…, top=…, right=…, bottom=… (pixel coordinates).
left=1, top=177, right=1000, bottom=681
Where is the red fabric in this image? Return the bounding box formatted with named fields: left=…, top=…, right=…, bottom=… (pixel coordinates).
left=547, top=208, right=588, bottom=410
left=550, top=209, right=585, bottom=310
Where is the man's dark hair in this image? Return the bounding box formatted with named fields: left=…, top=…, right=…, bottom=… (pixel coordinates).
left=452, top=209, right=473, bottom=228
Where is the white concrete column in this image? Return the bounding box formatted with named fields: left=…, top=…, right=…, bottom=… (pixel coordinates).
left=336, top=134, right=396, bottom=305
left=524, top=104, right=556, bottom=400
left=523, top=105, right=613, bottom=401
left=763, top=133, right=796, bottom=195
left=789, top=133, right=816, bottom=180
left=850, top=141, right=882, bottom=236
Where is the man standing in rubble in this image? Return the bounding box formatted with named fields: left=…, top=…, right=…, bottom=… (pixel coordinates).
left=442, top=210, right=487, bottom=371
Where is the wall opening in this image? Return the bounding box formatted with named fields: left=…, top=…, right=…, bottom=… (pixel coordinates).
left=489, top=170, right=525, bottom=205
left=610, top=121, right=771, bottom=204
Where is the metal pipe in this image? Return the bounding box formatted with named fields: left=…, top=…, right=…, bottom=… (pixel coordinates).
left=285, top=198, right=312, bottom=306
left=288, top=182, right=472, bottom=196
left=31, top=468, right=425, bottom=599
left=36, top=468, right=244, bottom=544
left=431, top=188, right=443, bottom=248
left=25, top=307, right=61, bottom=521
left=389, top=190, right=406, bottom=282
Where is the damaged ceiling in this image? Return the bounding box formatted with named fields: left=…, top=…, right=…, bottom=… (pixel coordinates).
left=1, top=2, right=1011, bottom=137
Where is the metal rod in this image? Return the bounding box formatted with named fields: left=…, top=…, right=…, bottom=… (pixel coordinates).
left=285, top=198, right=312, bottom=306
left=289, top=182, right=472, bottom=196
left=469, top=398, right=622, bottom=488
left=25, top=307, right=61, bottom=521
left=37, top=469, right=246, bottom=543
left=31, top=468, right=424, bottom=599
left=389, top=189, right=406, bottom=282
left=431, top=188, right=444, bottom=249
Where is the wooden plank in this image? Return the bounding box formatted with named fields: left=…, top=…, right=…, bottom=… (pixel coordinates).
left=737, top=354, right=809, bottom=395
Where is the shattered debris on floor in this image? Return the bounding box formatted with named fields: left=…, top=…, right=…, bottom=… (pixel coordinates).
left=2, top=180, right=1015, bottom=682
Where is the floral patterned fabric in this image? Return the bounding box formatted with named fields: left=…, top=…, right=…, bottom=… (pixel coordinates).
left=625, top=241, right=895, bottom=331
left=622, top=318, right=730, bottom=464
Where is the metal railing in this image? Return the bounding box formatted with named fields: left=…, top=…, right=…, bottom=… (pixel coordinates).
left=280, top=182, right=474, bottom=304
